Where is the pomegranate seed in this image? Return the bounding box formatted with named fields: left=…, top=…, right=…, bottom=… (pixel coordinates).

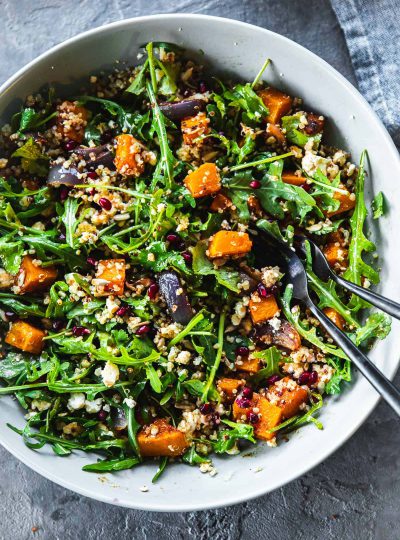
left=235, top=346, right=249, bottom=357
left=249, top=180, right=261, bottom=189
left=309, top=371, right=318, bottom=385
left=182, top=251, right=192, bottom=264
left=199, top=81, right=207, bottom=93
left=60, top=186, right=70, bottom=201
left=87, top=171, right=97, bottom=180
left=148, top=283, right=159, bottom=300
left=266, top=374, right=280, bottom=386
left=136, top=325, right=150, bottom=336
left=87, top=257, right=97, bottom=267
left=248, top=412, right=259, bottom=424
left=88, top=188, right=96, bottom=196
left=64, top=140, right=77, bottom=151
left=257, top=283, right=268, bottom=297
left=98, top=197, right=112, bottom=211
left=300, top=183, right=311, bottom=192
left=52, top=320, right=64, bottom=331
left=166, top=233, right=180, bottom=244
left=200, top=403, right=213, bottom=415
left=115, top=306, right=130, bottom=317
left=72, top=326, right=91, bottom=337
left=5, top=311, right=18, bottom=322
left=299, top=371, right=318, bottom=386
left=235, top=397, right=251, bottom=408
left=98, top=410, right=107, bottom=421
left=242, top=386, right=253, bottom=399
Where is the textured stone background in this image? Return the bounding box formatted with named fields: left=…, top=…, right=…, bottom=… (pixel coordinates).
left=0, top=1, right=399, bottom=539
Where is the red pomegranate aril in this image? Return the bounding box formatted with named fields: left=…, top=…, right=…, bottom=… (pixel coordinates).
left=87, top=171, right=97, bottom=180
left=200, top=403, right=213, bottom=415
left=87, top=257, right=97, bottom=267
left=266, top=374, right=280, bottom=387
left=248, top=412, right=259, bottom=424
left=72, top=326, right=91, bottom=337
left=235, top=345, right=249, bottom=357
left=300, top=183, right=311, bottom=192
left=309, top=370, right=318, bottom=385
left=60, top=186, right=70, bottom=201
left=242, top=386, right=253, bottom=399
left=249, top=180, right=261, bottom=189
left=257, top=283, right=269, bottom=297
left=64, top=140, right=77, bottom=152
left=166, top=233, right=180, bottom=244
left=182, top=251, right=192, bottom=264
left=98, top=410, right=107, bottom=421
left=148, top=283, right=159, bottom=300
left=136, top=325, right=150, bottom=336
left=115, top=306, right=130, bottom=317
left=299, top=371, right=318, bottom=386
left=235, top=397, right=251, bottom=408
left=98, top=197, right=112, bottom=211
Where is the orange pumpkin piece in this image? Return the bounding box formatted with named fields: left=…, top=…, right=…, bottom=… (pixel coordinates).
left=16, top=256, right=57, bottom=294
left=184, top=163, right=221, bottom=199
left=247, top=195, right=263, bottom=217
left=268, top=377, right=308, bottom=419
left=323, top=307, right=345, bottom=330
left=266, top=123, right=286, bottom=145
left=323, top=243, right=348, bottom=268
left=208, top=231, right=252, bottom=259
left=137, top=419, right=189, bottom=457
left=210, top=193, right=232, bottom=213
left=327, top=186, right=356, bottom=217
left=5, top=321, right=45, bottom=354
left=282, top=172, right=306, bottom=187
left=94, top=259, right=125, bottom=296
left=181, top=112, right=210, bottom=145
left=258, top=87, right=293, bottom=124
left=217, top=378, right=244, bottom=401
left=114, top=134, right=147, bottom=177
left=56, top=100, right=88, bottom=143
left=249, top=293, right=280, bottom=324
left=236, top=356, right=261, bottom=373
left=233, top=392, right=282, bottom=441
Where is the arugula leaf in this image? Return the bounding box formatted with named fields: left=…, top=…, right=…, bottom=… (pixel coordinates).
left=213, top=419, right=255, bottom=453
left=0, top=234, right=23, bottom=273
left=281, top=113, right=322, bottom=149
left=82, top=457, right=140, bottom=473
left=192, top=241, right=240, bottom=292
left=13, top=108, right=57, bottom=133
left=125, top=59, right=149, bottom=95
left=134, top=241, right=189, bottom=275
left=271, top=394, right=323, bottom=432
left=152, top=456, right=168, bottom=483
left=372, top=191, right=385, bottom=219
left=61, top=198, right=81, bottom=248
left=182, top=446, right=210, bottom=465
left=355, top=312, right=391, bottom=345
left=224, top=83, right=268, bottom=125
left=146, top=364, right=163, bottom=393
left=249, top=347, right=282, bottom=384
left=343, top=152, right=379, bottom=311
left=0, top=292, right=45, bottom=317
left=12, top=138, right=49, bottom=176
left=325, top=358, right=351, bottom=395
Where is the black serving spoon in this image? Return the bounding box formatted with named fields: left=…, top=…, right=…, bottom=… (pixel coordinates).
left=295, top=235, right=400, bottom=320
left=253, top=228, right=400, bottom=416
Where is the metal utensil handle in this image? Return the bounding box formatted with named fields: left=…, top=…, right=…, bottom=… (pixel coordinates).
left=334, top=274, right=400, bottom=320
left=307, top=301, right=400, bottom=416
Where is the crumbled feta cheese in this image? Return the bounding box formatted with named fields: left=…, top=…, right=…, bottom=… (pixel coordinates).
left=101, top=361, right=120, bottom=387
left=67, top=392, right=86, bottom=411
left=123, top=397, right=136, bottom=409
left=85, top=398, right=103, bottom=414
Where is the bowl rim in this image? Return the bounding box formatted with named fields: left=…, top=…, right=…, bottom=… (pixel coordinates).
left=0, top=13, right=399, bottom=512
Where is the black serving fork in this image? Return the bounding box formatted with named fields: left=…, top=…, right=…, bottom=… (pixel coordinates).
left=253, top=228, right=400, bottom=416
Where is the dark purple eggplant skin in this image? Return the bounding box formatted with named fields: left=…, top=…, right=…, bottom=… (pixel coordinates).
left=111, top=408, right=128, bottom=432
left=47, top=164, right=80, bottom=187
left=237, top=271, right=258, bottom=295
left=158, top=270, right=194, bottom=325
left=74, top=144, right=115, bottom=169
left=159, top=99, right=205, bottom=122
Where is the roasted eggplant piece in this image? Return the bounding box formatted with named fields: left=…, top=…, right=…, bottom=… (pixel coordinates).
left=158, top=270, right=194, bottom=325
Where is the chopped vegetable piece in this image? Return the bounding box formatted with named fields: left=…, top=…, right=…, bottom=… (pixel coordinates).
left=323, top=243, right=348, bottom=268
left=266, top=123, right=286, bottom=145
left=210, top=193, right=232, bottom=213
left=268, top=377, right=308, bottom=418
left=282, top=172, right=306, bottom=186
left=236, top=356, right=261, bottom=373
left=327, top=186, right=356, bottom=217
left=323, top=307, right=345, bottom=330
left=217, top=377, right=244, bottom=401
left=181, top=112, right=210, bottom=145
left=114, top=134, right=147, bottom=177
left=16, top=255, right=57, bottom=294
left=137, top=419, right=189, bottom=457
left=258, top=87, right=293, bottom=124
left=94, top=259, right=125, bottom=296
left=184, top=163, right=221, bottom=199
left=249, top=293, right=280, bottom=324
left=208, top=231, right=252, bottom=259
left=5, top=321, right=45, bottom=354
left=56, top=101, right=88, bottom=142
left=256, top=319, right=302, bottom=351
left=233, top=392, right=282, bottom=441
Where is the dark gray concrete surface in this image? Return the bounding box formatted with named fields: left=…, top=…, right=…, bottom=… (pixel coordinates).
left=0, top=1, right=398, bottom=539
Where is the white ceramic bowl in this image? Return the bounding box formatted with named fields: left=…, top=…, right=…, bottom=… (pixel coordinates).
left=0, top=14, right=399, bottom=512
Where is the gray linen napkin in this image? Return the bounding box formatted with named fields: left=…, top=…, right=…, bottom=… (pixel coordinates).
left=331, top=0, right=400, bottom=148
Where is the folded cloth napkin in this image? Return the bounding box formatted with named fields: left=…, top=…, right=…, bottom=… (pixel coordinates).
left=331, top=0, right=400, bottom=148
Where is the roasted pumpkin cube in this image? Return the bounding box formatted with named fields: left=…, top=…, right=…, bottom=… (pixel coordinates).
left=5, top=321, right=45, bottom=354
left=217, top=378, right=244, bottom=401
left=266, top=123, right=286, bottom=145
left=208, top=231, right=252, bottom=259
left=249, top=293, right=280, bottom=324
left=56, top=100, right=88, bottom=143
left=137, top=419, right=189, bottom=457
left=327, top=186, right=356, bottom=217
left=269, top=377, right=308, bottom=419
left=233, top=392, right=282, bottom=441
left=257, top=319, right=302, bottom=352
left=94, top=259, right=125, bottom=296
left=258, top=87, right=293, bottom=124
left=114, top=134, right=148, bottom=177
left=323, top=243, right=348, bottom=268
left=323, top=307, right=345, bottom=330
left=247, top=195, right=263, bottom=217
left=184, top=163, right=221, bottom=198
left=210, top=193, right=232, bottom=213
left=235, top=356, right=261, bottom=373
left=282, top=172, right=306, bottom=187
left=16, top=256, right=57, bottom=294
left=181, top=112, right=210, bottom=145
